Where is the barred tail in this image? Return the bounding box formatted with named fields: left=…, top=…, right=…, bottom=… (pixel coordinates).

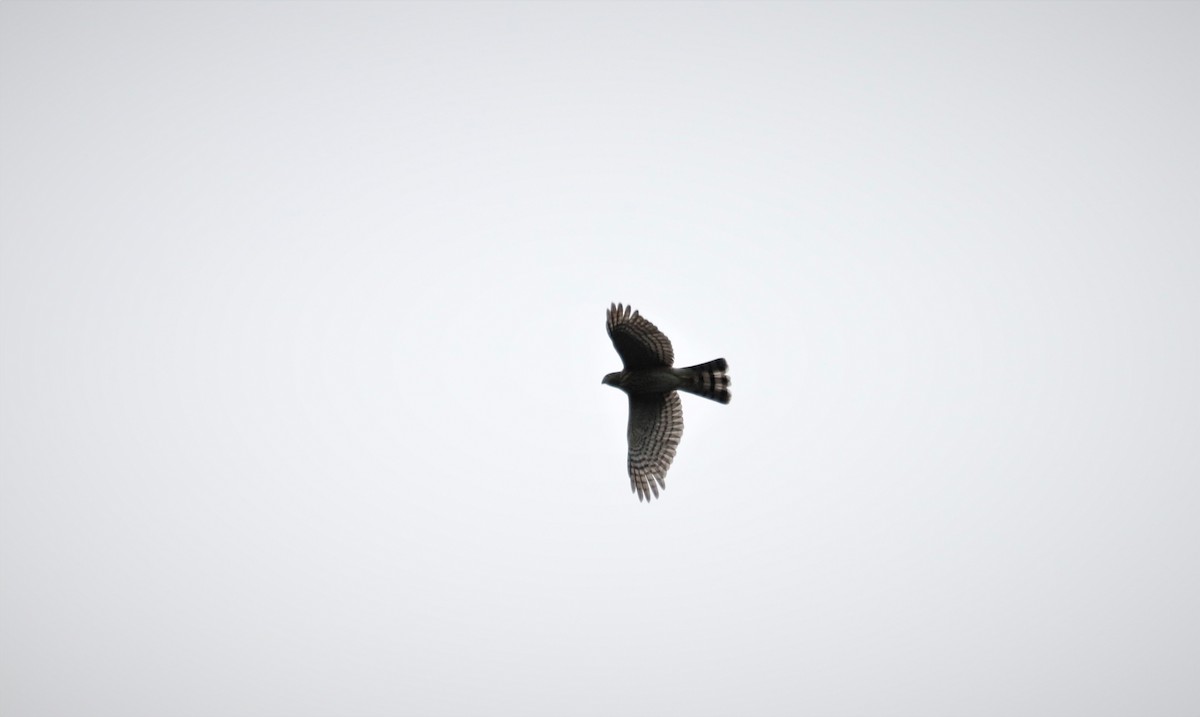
left=681, top=358, right=731, bottom=404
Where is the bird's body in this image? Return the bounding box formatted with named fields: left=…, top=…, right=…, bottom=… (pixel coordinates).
left=603, top=361, right=731, bottom=402
left=602, top=303, right=730, bottom=501
left=603, top=366, right=685, bottom=394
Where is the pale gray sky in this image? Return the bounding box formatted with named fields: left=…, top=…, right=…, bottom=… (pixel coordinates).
left=2, top=2, right=1198, bottom=715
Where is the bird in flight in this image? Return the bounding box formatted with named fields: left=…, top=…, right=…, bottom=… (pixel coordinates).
left=602, top=303, right=731, bottom=501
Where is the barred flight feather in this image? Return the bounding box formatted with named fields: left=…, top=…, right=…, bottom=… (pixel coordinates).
left=680, top=358, right=732, bottom=404
left=627, top=391, right=684, bottom=502
left=607, top=302, right=674, bottom=369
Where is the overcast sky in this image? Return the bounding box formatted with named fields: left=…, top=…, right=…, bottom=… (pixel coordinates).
left=2, top=2, right=1198, bottom=716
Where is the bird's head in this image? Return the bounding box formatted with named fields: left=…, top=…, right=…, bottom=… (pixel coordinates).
left=602, top=371, right=623, bottom=387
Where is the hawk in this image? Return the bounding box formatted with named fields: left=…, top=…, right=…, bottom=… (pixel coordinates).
left=602, top=303, right=731, bottom=501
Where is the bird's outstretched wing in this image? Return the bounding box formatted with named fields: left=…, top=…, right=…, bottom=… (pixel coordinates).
left=607, top=302, right=674, bottom=369
left=627, top=391, right=683, bottom=501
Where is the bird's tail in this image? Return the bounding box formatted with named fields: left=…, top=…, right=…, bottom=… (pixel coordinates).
left=680, top=358, right=731, bottom=404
